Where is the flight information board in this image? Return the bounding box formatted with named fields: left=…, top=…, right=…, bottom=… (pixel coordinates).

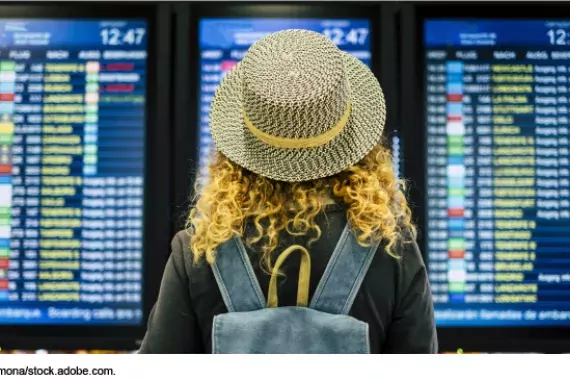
left=425, top=20, right=570, bottom=326
left=198, top=18, right=381, bottom=182
left=0, top=19, right=147, bottom=325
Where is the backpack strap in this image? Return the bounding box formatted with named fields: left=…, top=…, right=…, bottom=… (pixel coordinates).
left=267, top=245, right=311, bottom=308
left=309, top=223, right=382, bottom=315
left=211, top=236, right=266, bottom=312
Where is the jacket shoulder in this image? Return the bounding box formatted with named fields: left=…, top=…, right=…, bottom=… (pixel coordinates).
left=170, top=230, right=194, bottom=272
left=172, top=229, right=191, bottom=252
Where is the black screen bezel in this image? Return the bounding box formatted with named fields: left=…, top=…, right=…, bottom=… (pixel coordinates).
left=401, top=1, right=570, bottom=353
left=173, top=2, right=386, bottom=221
left=0, top=2, right=172, bottom=351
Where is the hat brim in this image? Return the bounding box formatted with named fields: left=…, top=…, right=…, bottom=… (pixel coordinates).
left=209, top=53, right=386, bottom=182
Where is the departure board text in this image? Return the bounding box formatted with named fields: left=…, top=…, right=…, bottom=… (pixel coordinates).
left=426, top=20, right=570, bottom=326
left=0, top=20, right=146, bottom=325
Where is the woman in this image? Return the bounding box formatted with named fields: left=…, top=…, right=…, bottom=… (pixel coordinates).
left=139, top=29, right=437, bottom=354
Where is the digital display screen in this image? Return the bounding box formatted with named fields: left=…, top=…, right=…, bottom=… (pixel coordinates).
left=0, top=19, right=147, bottom=325
left=425, top=20, right=570, bottom=326
left=198, top=18, right=381, bottom=182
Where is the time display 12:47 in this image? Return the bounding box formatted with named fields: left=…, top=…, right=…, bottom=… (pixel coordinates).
left=322, top=27, right=369, bottom=46
left=100, top=28, right=146, bottom=46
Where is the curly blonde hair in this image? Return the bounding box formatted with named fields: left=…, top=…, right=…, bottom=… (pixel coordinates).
left=187, top=143, right=415, bottom=271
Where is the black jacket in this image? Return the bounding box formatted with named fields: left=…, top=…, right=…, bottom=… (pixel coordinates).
left=139, top=204, right=437, bottom=353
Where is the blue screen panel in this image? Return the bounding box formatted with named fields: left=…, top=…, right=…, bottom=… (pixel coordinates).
left=425, top=19, right=570, bottom=327
left=0, top=19, right=147, bottom=325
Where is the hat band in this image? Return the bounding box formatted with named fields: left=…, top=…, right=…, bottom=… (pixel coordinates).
left=242, top=101, right=352, bottom=149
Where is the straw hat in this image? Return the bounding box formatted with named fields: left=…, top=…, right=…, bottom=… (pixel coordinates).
left=209, top=29, right=386, bottom=182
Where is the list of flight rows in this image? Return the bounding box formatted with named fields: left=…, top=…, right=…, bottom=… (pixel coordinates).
left=425, top=50, right=570, bottom=304
left=2, top=57, right=144, bottom=304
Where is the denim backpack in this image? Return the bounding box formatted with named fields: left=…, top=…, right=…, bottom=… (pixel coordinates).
left=210, top=223, right=381, bottom=354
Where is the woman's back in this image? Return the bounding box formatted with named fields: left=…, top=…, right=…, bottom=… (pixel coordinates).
left=139, top=204, right=436, bottom=353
